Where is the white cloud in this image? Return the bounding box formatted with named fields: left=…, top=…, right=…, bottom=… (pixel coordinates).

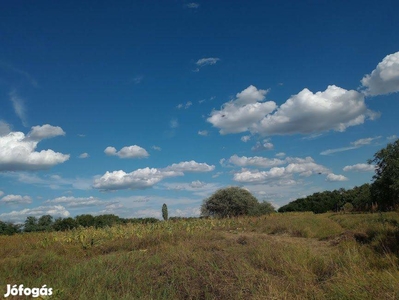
left=79, top=153, right=89, bottom=159
left=209, top=85, right=376, bottom=136
left=104, top=145, right=149, bottom=159
left=387, top=135, right=398, bottom=141
left=27, top=124, right=65, bottom=141
left=186, top=2, right=200, bottom=8
left=0, top=205, right=70, bottom=223
left=45, top=196, right=105, bottom=207
left=207, top=85, right=276, bottom=134
left=361, top=51, right=399, bottom=96
left=0, top=120, right=11, bottom=136
left=320, top=146, right=357, bottom=156
left=198, top=130, right=208, bottom=136
left=228, top=154, right=285, bottom=168
left=93, top=168, right=182, bottom=191
left=241, top=135, right=251, bottom=142
left=189, top=180, right=206, bottom=188
left=251, top=141, right=274, bottom=151
left=196, top=58, right=220, bottom=67
left=275, top=152, right=286, bottom=157
left=152, top=145, right=162, bottom=151
left=254, top=85, right=376, bottom=135
left=177, top=101, right=192, bottom=109
left=351, top=136, right=381, bottom=147
left=343, top=163, right=376, bottom=172
left=235, top=85, right=269, bottom=106
left=93, top=161, right=214, bottom=191
left=9, top=90, right=28, bottom=126
left=232, top=156, right=329, bottom=184
left=212, top=172, right=223, bottom=178
left=164, top=160, right=215, bottom=172
left=0, top=194, right=32, bottom=204
left=321, top=136, right=381, bottom=155
left=0, top=128, right=69, bottom=171
left=326, top=173, right=349, bottom=182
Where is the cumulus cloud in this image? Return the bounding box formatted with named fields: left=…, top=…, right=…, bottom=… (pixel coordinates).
left=253, top=85, right=376, bottom=135
left=326, top=173, right=349, bottom=182
left=79, top=153, right=89, bottom=159
left=228, top=154, right=285, bottom=168
left=26, top=124, right=65, bottom=141
left=0, top=127, right=69, bottom=171
left=207, top=85, right=276, bottom=134
left=152, top=145, right=162, bottom=151
left=232, top=156, right=329, bottom=184
left=0, top=120, right=11, bottom=136
left=198, top=130, right=208, bottom=136
left=275, top=152, right=286, bottom=157
left=104, top=145, right=149, bottom=159
left=0, top=205, right=70, bottom=223
left=164, top=160, right=215, bottom=172
left=45, top=196, right=105, bottom=207
left=93, top=168, right=183, bottom=191
left=0, top=194, right=32, bottom=204
left=343, top=163, right=376, bottom=172
left=93, top=161, right=215, bottom=191
left=251, top=140, right=274, bottom=151
left=9, top=90, right=28, bottom=126
left=196, top=57, right=220, bottom=67
left=209, top=85, right=377, bottom=136
left=361, top=51, right=399, bottom=96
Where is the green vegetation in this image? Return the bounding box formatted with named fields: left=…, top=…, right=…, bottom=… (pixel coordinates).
left=278, top=184, right=372, bottom=213
left=280, top=139, right=399, bottom=214
left=369, top=138, right=399, bottom=210
left=162, top=203, right=168, bottom=221
left=201, top=186, right=274, bottom=218
left=1, top=212, right=399, bottom=299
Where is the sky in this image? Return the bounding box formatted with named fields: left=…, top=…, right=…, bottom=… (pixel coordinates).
left=0, top=1, right=399, bottom=222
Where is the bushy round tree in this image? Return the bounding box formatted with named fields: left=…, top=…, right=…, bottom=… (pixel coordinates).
left=201, top=186, right=260, bottom=218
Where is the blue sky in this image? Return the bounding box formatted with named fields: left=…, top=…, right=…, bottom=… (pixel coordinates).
left=1, top=1, right=398, bottom=222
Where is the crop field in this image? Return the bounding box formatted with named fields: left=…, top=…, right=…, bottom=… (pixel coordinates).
left=1, top=212, right=399, bottom=299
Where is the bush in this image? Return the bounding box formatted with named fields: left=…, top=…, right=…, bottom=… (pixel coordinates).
left=201, top=187, right=260, bottom=218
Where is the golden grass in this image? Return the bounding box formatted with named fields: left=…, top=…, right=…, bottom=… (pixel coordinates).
left=1, top=212, right=398, bottom=299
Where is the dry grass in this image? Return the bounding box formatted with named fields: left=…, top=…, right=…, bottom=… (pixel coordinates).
left=1, top=212, right=399, bottom=299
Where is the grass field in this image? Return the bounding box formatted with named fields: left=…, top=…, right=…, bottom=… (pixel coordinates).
left=1, top=212, right=399, bottom=299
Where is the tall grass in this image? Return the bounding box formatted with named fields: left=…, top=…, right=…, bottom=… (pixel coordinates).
left=1, top=212, right=398, bottom=299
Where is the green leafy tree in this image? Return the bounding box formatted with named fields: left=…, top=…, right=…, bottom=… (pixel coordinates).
left=53, top=217, right=79, bottom=231
left=0, top=220, right=21, bottom=235
left=75, top=214, right=96, bottom=227
left=24, top=216, right=39, bottom=232
left=38, top=215, right=54, bottom=231
left=162, top=203, right=168, bottom=221
left=368, top=139, right=399, bottom=210
left=249, top=201, right=275, bottom=216
left=201, top=187, right=259, bottom=218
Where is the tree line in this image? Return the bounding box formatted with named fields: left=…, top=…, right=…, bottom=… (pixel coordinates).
left=0, top=214, right=159, bottom=236
left=279, top=139, right=399, bottom=213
